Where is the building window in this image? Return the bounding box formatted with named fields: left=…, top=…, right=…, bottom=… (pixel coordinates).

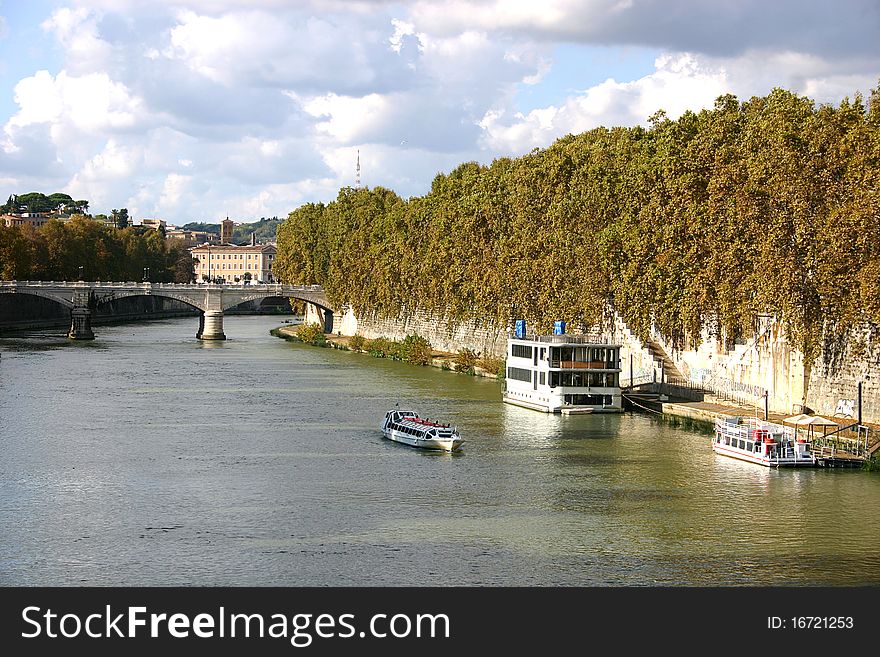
left=511, top=344, right=532, bottom=359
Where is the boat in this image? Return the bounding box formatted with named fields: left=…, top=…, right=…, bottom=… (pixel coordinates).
left=381, top=409, right=463, bottom=451
left=713, top=416, right=815, bottom=467
left=502, top=324, right=623, bottom=414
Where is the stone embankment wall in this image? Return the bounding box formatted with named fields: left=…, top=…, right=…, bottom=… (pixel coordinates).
left=338, top=307, right=509, bottom=357
left=318, top=305, right=660, bottom=378
left=308, top=301, right=880, bottom=424
left=657, top=319, right=880, bottom=424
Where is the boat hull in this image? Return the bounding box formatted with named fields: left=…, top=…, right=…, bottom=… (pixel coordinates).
left=713, top=416, right=815, bottom=467
left=712, top=443, right=815, bottom=467
left=382, top=428, right=463, bottom=452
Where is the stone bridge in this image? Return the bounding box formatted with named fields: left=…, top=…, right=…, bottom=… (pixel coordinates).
left=0, top=281, right=334, bottom=340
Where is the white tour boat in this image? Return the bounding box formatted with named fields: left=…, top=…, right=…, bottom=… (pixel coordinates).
left=713, top=416, right=815, bottom=467
left=381, top=409, right=463, bottom=451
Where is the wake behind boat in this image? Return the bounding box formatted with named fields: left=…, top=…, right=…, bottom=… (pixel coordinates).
left=381, top=409, right=463, bottom=451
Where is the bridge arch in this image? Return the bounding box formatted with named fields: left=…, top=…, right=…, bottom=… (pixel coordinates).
left=91, top=289, right=207, bottom=313
left=0, top=288, right=74, bottom=309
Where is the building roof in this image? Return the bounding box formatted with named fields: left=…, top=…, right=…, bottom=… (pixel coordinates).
left=190, top=242, right=275, bottom=253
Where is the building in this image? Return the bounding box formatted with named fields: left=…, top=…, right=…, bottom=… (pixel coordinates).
left=190, top=243, right=277, bottom=284
left=166, top=229, right=219, bottom=247
left=2, top=212, right=53, bottom=229
left=220, top=218, right=234, bottom=244
left=141, top=219, right=167, bottom=231
left=503, top=329, right=623, bottom=414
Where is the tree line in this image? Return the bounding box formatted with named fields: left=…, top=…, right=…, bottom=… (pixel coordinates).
left=3, top=192, right=89, bottom=216
left=0, top=216, right=194, bottom=282
left=275, top=86, right=880, bottom=367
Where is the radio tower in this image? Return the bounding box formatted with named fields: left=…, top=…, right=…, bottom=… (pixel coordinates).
left=356, top=149, right=362, bottom=188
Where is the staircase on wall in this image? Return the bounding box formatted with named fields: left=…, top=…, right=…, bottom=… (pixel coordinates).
left=641, top=334, right=685, bottom=382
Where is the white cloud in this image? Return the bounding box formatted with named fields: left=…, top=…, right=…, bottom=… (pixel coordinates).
left=41, top=7, right=114, bottom=74
left=1, top=0, right=875, bottom=224
left=479, top=53, right=728, bottom=153
left=9, top=70, right=144, bottom=133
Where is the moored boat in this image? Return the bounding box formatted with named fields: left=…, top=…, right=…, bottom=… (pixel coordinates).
left=381, top=409, right=463, bottom=451
left=713, top=416, right=815, bottom=467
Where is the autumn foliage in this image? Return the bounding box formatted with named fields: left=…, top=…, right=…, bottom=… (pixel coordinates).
left=275, top=87, right=880, bottom=365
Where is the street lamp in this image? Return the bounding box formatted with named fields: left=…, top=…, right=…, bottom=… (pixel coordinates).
left=142, top=267, right=150, bottom=282
left=78, top=266, right=84, bottom=281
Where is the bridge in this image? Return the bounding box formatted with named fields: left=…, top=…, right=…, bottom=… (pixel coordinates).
left=0, top=281, right=333, bottom=340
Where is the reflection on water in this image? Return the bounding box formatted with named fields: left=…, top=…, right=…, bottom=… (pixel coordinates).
left=1, top=315, right=879, bottom=586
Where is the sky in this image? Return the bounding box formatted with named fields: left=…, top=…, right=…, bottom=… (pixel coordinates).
left=0, top=0, right=878, bottom=225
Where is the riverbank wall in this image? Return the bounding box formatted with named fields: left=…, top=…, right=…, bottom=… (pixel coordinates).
left=273, top=324, right=502, bottom=380
left=318, top=303, right=880, bottom=424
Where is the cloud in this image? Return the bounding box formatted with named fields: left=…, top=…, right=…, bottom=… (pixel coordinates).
left=1, top=0, right=876, bottom=224
left=478, top=53, right=729, bottom=153
left=408, top=0, right=880, bottom=59
left=8, top=70, right=145, bottom=133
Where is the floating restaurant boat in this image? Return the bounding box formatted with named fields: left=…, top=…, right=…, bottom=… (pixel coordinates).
left=502, top=321, right=623, bottom=414
left=713, top=416, right=815, bottom=467
left=381, top=409, right=464, bottom=451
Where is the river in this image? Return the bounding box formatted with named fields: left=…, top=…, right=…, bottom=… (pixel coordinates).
left=2, top=315, right=879, bottom=586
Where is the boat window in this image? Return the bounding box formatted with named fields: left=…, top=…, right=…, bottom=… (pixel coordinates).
left=507, top=366, right=532, bottom=383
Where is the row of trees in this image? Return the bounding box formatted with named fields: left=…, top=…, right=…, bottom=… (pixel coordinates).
left=3, top=192, right=89, bottom=216
left=275, top=86, right=880, bottom=366
left=0, top=217, right=194, bottom=282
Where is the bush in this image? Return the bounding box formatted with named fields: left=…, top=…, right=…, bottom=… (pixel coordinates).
left=348, top=334, right=365, bottom=352
left=477, top=356, right=506, bottom=378
left=453, top=348, right=478, bottom=374
left=295, top=322, right=327, bottom=346
left=364, top=337, right=391, bottom=358
left=401, top=334, right=432, bottom=365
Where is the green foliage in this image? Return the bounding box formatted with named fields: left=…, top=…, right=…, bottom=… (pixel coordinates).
left=295, top=322, right=327, bottom=346
left=233, top=217, right=281, bottom=243
left=0, top=217, right=192, bottom=282
left=179, top=218, right=281, bottom=244
left=400, top=333, right=433, bottom=365
left=181, top=222, right=220, bottom=235
left=364, top=336, right=393, bottom=358
left=348, top=334, right=365, bottom=352
left=273, top=84, right=880, bottom=367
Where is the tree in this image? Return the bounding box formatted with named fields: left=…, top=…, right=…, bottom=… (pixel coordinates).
left=111, top=208, right=130, bottom=229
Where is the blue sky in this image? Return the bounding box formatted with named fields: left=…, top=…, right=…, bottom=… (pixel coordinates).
left=0, top=1, right=877, bottom=224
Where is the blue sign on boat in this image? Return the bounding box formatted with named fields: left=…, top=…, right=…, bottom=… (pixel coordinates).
left=554, top=320, right=566, bottom=335
left=514, top=319, right=526, bottom=339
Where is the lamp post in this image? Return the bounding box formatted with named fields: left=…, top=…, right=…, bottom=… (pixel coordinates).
left=142, top=267, right=150, bottom=282
left=78, top=266, right=84, bottom=281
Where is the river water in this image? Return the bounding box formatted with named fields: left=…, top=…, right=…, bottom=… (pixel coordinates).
left=2, top=315, right=879, bottom=586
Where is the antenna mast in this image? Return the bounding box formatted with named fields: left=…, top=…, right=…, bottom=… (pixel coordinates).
left=356, top=149, right=361, bottom=188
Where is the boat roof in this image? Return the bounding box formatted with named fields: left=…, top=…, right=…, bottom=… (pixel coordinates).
left=509, top=335, right=620, bottom=347
left=389, top=410, right=455, bottom=430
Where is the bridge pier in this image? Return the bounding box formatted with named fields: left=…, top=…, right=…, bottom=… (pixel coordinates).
left=68, top=306, right=95, bottom=340
left=67, top=288, right=95, bottom=340
left=197, top=310, right=226, bottom=340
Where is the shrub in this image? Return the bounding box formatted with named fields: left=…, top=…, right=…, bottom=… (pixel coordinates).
left=348, top=334, right=365, bottom=352
left=477, top=355, right=506, bottom=378
left=401, top=334, right=432, bottom=365
left=365, top=337, right=391, bottom=358
left=453, top=348, right=478, bottom=374
left=295, top=322, right=327, bottom=346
